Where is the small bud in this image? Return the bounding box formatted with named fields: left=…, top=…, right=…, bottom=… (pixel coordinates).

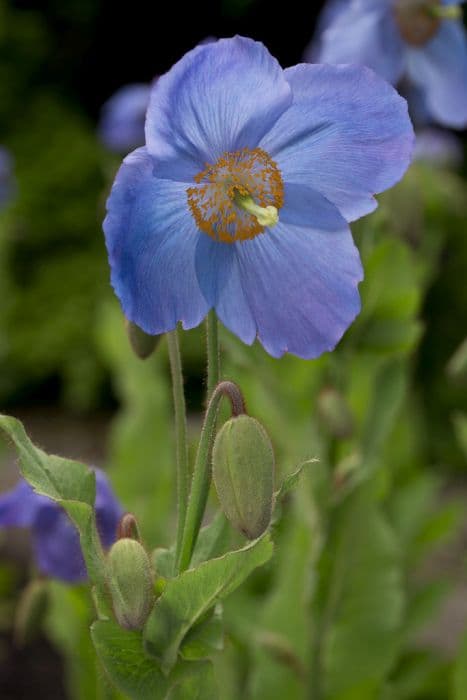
left=107, top=538, right=154, bottom=630
left=317, top=387, right=354, bottom=439
left=125, top=319, right=160, bottom=359
left=14, top=579, right=49, bottom=647
left=212, top=415, right=274, bottom=539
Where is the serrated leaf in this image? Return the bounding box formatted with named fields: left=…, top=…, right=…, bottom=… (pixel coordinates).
left=144, top=535, right=273, bottom=672
left=0, top=414, right=107, bottom=605
left=274, top=459, right=318, bottom=501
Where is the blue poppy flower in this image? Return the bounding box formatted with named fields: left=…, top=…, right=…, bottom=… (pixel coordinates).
left=99, top=84, right=152, bottom=153
left=0, top=469, right=123, bottom=583
left=0, top=147, right=15, bottom=208
left=104, top=37, right=413, bottom=359
left=308, top=0, right=467, bottom=129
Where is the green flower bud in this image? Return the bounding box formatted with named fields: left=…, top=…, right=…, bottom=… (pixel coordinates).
left=212, top=415, right=274, bottom=540
left=125, top=319, right=160, bottom=359
left=107, top=538, right=154, bottom=630
left=317, top=387, right=354, bottom=439
left=14, top=579, right=49, bottom=647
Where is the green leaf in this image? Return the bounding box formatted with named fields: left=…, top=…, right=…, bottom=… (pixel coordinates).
left=46, top=584, right=123, bottom=700
left=0, top=414, right=107, bottom=607
left=92, top=620, right=168, bottom=700
left=453, top=412, right=467, bottom=460
left=453, top=629, right=467, bottom=700
left=274, top=459, right=318, bottom=502
left=167, top=662, right=218, bottom=700
left=250, top=499, right=316, bottom=700
left=318, top=488, right=404, bottom=699
left=180, top=604, right=224, bottom=661
left=359, top=359, right=408, bottom=479
left=153, top=548, right=176, bottom=580
left=191, top=512, right=232, bottom=567
left=144, top=535, right=273, bottom=672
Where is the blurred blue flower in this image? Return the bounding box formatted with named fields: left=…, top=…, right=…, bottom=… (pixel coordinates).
left=308, top=0, right=467, bottom=128
left=0, top=469, right=123, bottom=582
left=0, top=147, right=15, bottom=208
left=414, top=127, right=463, bottom=165
left=104, top=37, right=413, bottom=359
left=99, top=84, right=152, bottom=153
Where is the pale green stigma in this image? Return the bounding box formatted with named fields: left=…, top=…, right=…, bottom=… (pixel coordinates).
left=234, top=192, right=279, bottom=228
left=428, top=3, right=462, bottom=19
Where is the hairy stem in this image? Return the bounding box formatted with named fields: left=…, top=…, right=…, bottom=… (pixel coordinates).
left=206, top=310, right=220, bottom=399
left=177, top=381, right=245, bottom=572
left=167, top=329, right=189, bottom=567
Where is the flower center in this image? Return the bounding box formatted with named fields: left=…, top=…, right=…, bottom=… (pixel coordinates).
left=394, top=0, right=461, bottom=46
left=187, top=147, right=284, bottom=243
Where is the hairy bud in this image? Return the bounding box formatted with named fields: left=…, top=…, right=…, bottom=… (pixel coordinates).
left=107, top=538, right=154, bottom=630
left=212, top=415, right=274, bottom=539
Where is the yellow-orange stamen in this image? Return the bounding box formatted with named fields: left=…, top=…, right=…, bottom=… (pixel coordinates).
left=187, top=147, right=284, bottom=243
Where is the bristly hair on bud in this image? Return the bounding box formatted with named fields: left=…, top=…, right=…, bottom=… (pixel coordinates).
left=212, top=414, right=275, bottom=540
left=107, top=538, right=154, bottom=631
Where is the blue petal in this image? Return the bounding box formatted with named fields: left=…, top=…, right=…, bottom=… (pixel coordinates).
left=94, top=469, right=123, bottom=550
left=145, top=37, right=292, bottom=182
left=0, top=480, right=48, bottom=528
left=406, top=20, right=467, bottom=128
left=195, top=237, right=257, bottom=345
left=33, top=506, right=87, bottom=582
left=195, top=185, right=361, bottom=358
left=305, top=0, right=349, bottom=63
left=104, top=147, right=209, bottom=334
left=260, top=63, right=414, bottom=222
left=309, top=1, right=405, bottom=84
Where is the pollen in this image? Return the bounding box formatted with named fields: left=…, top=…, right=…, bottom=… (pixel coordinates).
left=187, top=147, right=284, bottom=243
left=394, top=0, right=442, bottom=46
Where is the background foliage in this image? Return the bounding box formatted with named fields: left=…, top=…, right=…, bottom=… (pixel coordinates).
left=0, top=0, right=466, bottom=698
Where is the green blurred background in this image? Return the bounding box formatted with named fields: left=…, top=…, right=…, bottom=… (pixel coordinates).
left=0, top=0, right=467, bottom=698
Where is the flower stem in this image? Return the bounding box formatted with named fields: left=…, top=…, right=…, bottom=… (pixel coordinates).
left=176, top=381, right=245, bottom=573
left=206, top=310, right=220, bottom=399
left=167, top=329, right=189, bottom=565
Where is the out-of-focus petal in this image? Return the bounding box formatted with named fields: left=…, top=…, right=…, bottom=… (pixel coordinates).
left=103, top=147, right=209, bottom=335
left=0, top=480, right=48, bottom=528
left=414, top=127, right=463, bottom=166
left=33, top=506, right=87, bottom=582
left=260, top=63, right=414, bottom=222
left=309, top=1, right=405, bottom=84
left=94, top=469, right=124, bottom=549
left=406, top=20, right=467, bottom=128
left=99, top=83, right=151, bottom=153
